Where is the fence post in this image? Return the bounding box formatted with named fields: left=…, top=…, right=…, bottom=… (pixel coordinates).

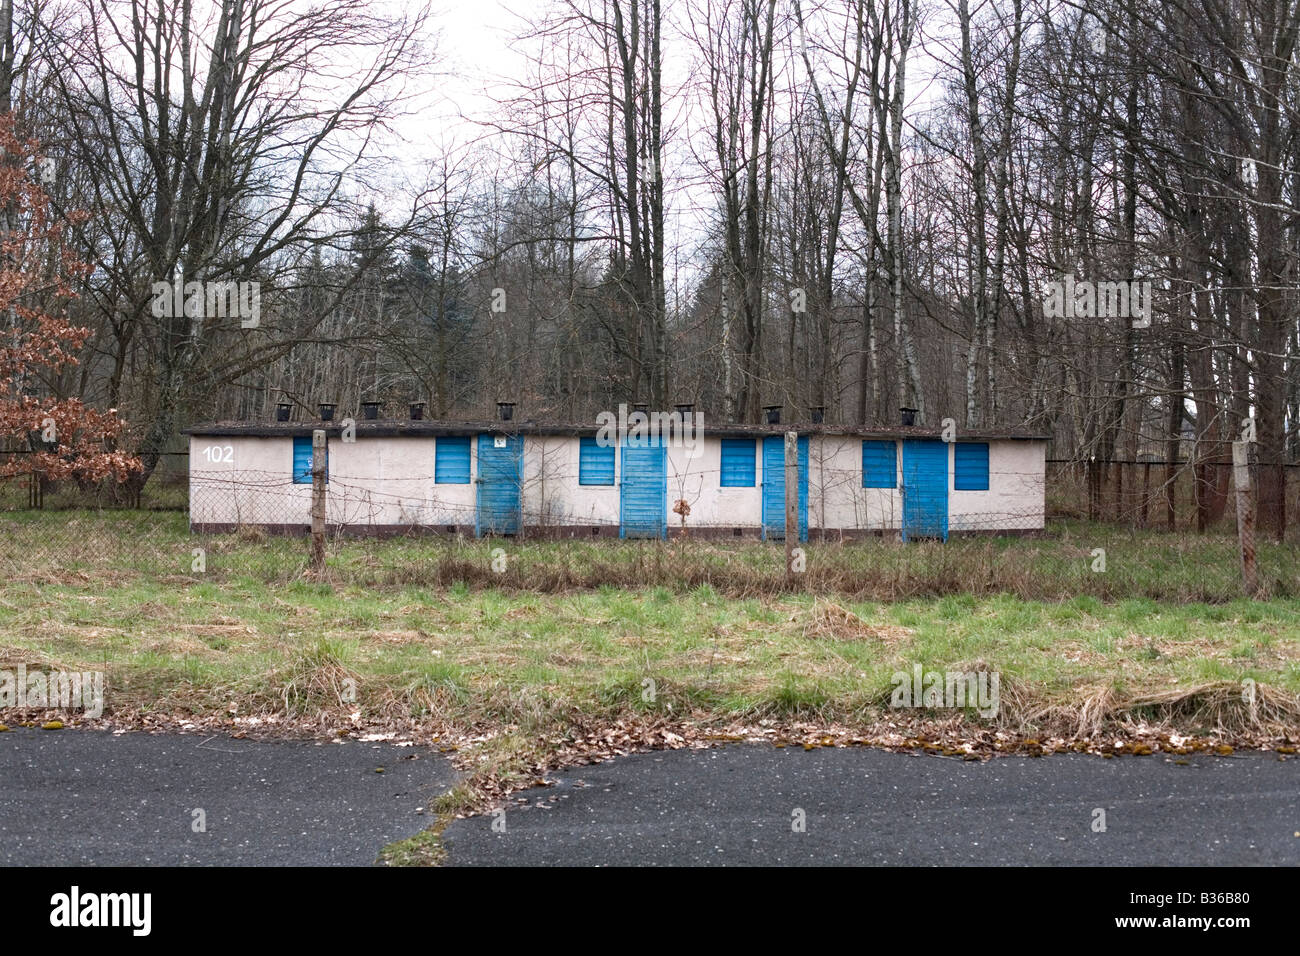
left=1232, top=440, right=1257, bottom=596
left=311, top=428, right=326, bottom=571
left=1139, top=460, right=1151, bottom=528
left=785, top=431, right=798, bottom=581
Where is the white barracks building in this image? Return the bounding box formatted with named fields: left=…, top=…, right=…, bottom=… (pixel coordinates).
left=186, top=403, right=1048, bottom=541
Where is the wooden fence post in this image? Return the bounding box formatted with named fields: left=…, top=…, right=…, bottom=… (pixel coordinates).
left=311, top=428, right=326, bottom=571
left=1232, top=440, right=1257, bottom=596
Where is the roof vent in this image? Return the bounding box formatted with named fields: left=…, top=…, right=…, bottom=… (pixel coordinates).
left=632, top=402, right=649, bottom=415
left=409, top=402, right=426, bottom=421
left=497, top=401, right=515, bottom=422
left=275, top=402, right=292, bottom=423
left=361, top=400, right=383, bottom=420
left=675, top=402, right=695, bottom=416
left=810, top=405, right=825, bottom=425
left=899, top=406, right=918, bottom=427
left=318, top=403, right=337, bottom=422
left=763, top=404, right=782, bottom=425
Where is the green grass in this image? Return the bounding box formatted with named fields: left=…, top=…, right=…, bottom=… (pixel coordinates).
left=378, top=825, right=447, bottom=867
left=2, top=509, right=1298, bottom=822
left=3, top=562, right=1298, bottom=716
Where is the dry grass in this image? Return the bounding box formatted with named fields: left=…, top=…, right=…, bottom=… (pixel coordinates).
left=805, top=599, right=912, bottom=644
left=1019, top=680, right=1300, bottom=738
left=262, top=641, right=362, bottom=718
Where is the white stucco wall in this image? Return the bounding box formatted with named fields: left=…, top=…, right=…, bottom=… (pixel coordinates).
left=523, top=435, right=620, bottom=528
left=948, top=439, right=1045, bottom=531
left=189, top=431, right=1046, bottom=534
left=328, top=434, right=475, bottom=528
left=189, top=435, right=312, bottom=526
left=190, top=433, right=476, bottom=528
left=666, top=438, right=761, bottom=531
left=810, top=435, right=903, bottom=531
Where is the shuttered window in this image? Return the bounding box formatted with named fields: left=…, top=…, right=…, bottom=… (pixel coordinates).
left=954, top=442, right=990, bottom=490
left=862, top=440, right=896, bottom=488
left=435, top=436, right=471, bottom=484
left=720, top=438, right=756, bottom=487
left=292, top=436, right=327, bottom=485
left=579, top=436, right=616, bottom=485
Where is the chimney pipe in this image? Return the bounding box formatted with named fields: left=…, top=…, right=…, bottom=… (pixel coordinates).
left=763, top=404, right=782, bottom=425
left=409, top=402, right=426, bottom=421
left=674, top=402, right=695, bottom=416
left=497, top=401, right=515, bottom=422
left=810, top=405, right=825, bottom=425
left=361, top=400, right=382, bottom=421
left=318, top=403, right=337, bottom=422
left=899, top=407, right=918, bottom=427
left=275, top=402, right=292, bottom=423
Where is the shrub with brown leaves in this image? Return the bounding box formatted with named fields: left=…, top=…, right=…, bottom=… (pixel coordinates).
left=0, top=113, right=140, bottom=483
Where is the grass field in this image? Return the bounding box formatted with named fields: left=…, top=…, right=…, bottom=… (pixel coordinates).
left=2, top=510, right=1298, bottom=853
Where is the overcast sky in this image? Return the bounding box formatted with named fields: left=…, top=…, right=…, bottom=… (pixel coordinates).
left=373, top=0, right=959, bottom=299
left=422, top=0, right=524, bottom=145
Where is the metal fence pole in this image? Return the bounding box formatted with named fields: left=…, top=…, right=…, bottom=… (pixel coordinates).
left=311, top=428, right=326, bottom=571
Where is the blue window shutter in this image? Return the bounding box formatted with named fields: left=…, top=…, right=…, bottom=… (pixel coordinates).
left=720, top=438, right=756, bottom=487
left=862, top=440, right=896, bottom=488
left=578, top=436, right=616, bottom=485
left=293, top=436, right=326, bottom=484
left=436, top=436, right=471, bottom=484
left=954, top=442, right=990, bottom=490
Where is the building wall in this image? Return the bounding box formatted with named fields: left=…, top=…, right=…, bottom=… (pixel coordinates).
left=189, top=432, right=1045, bottom=534
left=189, top=435, right=312, bottom=527
left=190, top=433, right=474, bottom=529
left=948, top=439, right=1045, bottom=531
left=328, top=433, right=471, bottom=529
left=524, top=435, right=619, bottom=529
left=810, top=435, right=903, bottom=532
left=666, top=438, right=762, bottom=532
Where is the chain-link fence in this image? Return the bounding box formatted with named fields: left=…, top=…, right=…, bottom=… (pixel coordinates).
left=0, top=461, right=1294, bottom=601
left=0, top=450, right=189, bottom=511
left=11, top=450, right=1291, bottom=535
left=1047, top=458, right=1300, bottom=536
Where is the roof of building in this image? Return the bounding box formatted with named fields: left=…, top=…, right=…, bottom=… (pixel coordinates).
left=184, top=418, right=1051, bottom=441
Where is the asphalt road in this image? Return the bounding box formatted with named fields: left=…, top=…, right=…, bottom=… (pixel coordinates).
left=5, top=729, right=1296, bottom=866
left=0, top=728, right=453, bottom=866
left=442, top=744, right=1300, bottom=866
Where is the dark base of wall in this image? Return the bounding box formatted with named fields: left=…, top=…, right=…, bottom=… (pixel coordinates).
left=190, top=522, right=1043, bottom=540
left=668, top=526, right=763, bottom=541
left=190, top=523, right=475, bottom=538
left=525, top=525, right=621, bottom=540
left=947, top=527, right=1047, bottom=538
left=189, top=523, right=312, bottom=537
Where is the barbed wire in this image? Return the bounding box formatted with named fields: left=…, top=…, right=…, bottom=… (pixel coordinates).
left=5, top=459, right=1287, bottom=527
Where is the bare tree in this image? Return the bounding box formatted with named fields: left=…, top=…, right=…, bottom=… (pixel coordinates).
left=38, top=0, right=430, bottom=484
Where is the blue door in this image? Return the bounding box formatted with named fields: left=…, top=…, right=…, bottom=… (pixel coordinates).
left=476, top=434, right=522, bottom=536
left=901, top=440, right=948, bottom=541
left=619, top=436, right=666, bottom=538
left=761, top=435, right=809, bottom=541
